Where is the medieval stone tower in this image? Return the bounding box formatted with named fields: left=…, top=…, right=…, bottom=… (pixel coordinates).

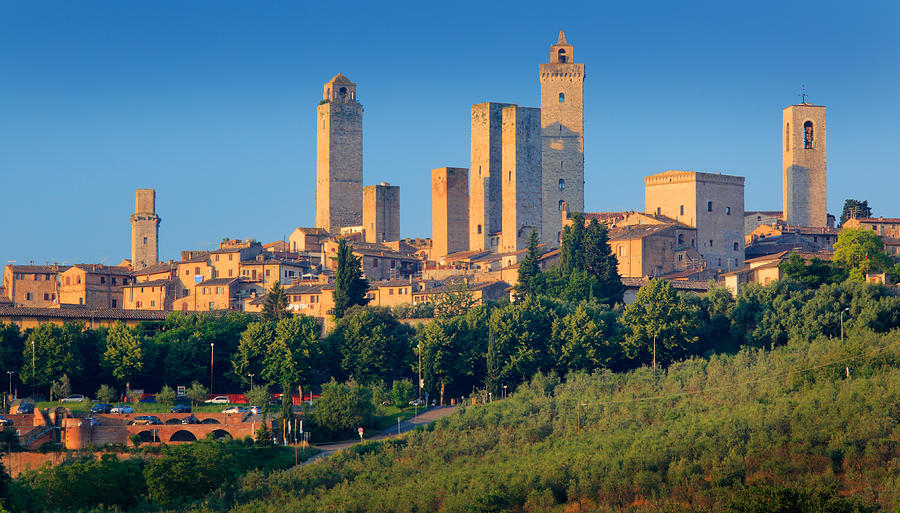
left=469, top=102, right=511, bottom=251
left=130, top=188, right=160, bottom=270
left=540, top=31, right=585, bottom=246
left=501, top=106, right=543, bottom=253
left=783, top=100, right=827, bottom=227
left=316, top=73, right=363, bottom=233
left=363, top=182, right=400, bottom=243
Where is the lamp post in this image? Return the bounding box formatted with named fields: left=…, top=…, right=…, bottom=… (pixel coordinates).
left=417, top=342, right=422, bottom=400
left=502, top=384, right=507, bottom=400
left=652, top=334, right=657, bottom=371
left=7, top=371, right=12, bottom=399
left=210, top=343, right=215, bottom=395
left=840, top=307, right=850, bottom=342
left=248, top=373, right=254, bottom=391
left=31, top=340, right=35, bottom=398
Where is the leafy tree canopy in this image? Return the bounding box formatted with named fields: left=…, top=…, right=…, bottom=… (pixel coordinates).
left=832, top=228, right=893, bottom=282
left=839, top=198, right=872, bottom=226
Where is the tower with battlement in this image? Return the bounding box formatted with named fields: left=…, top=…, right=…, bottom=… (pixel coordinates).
left=432, top=167, right=469, bottom=259
left=783, top=100, right=827, bottom=227
left=540, top=31, right=585, bottom=247
left=363, top=182, right=400, bottom=243
left=316, top=73, right=363, bottom=233
left=501, top=106, right=543, bottom=253
left=130, top=188, right=161, bottom=270
left=469, top=102, right=512, bottom=251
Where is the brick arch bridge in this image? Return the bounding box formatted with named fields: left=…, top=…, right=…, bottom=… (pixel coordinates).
left=63, top=413, right=261, bottom=448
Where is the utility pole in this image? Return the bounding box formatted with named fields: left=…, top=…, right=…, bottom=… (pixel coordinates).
left=840, top=307, right=850, bottom=342
left=31, top=340, right=35, bottom=398
left=417, top=342, right=422, bottom=400
left=652, top=334, right=657, bottom=371
left=210, top=342, right=215, bottom=395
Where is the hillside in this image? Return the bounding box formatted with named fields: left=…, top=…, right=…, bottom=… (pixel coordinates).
left=215, top=329, right=900, bottom=513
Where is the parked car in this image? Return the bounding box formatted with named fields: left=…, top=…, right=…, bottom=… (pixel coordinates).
left=90, top=403, right=113, bottom=414
left=129, top=415, right=162, bottom=426
left=12, top=403, right=34, bottom=414
left=170, top=404, right=192, bottom=413
left=408, top=399, right=425, bottom=406
left=110, top=405, right=134, bottom=414
left=205, top=396, right=230, bottom=404
left=0, top=415, right=13, bottom=426
left=61, top=394, right=86, bottom=403
left=221, top=406, right=247, bottom=414
left=180, top=414, right=200, bottom=425
left=249, top=405, right=262, bottom=415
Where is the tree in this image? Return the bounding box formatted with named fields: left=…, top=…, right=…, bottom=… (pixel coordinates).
left=312, top=379, right=375, bottom=435
left=516, top=230, right=541, bottom=298
left=560, top=212, right=586, bottom=275
left=261, top=282, right=290, bottom=322
left=485, top=296, right=557, bottom=395
left=778, top=253, right=847, bottom=288
left=96, top=384, right=117, bottom=404
left=263, top=315, right=325, bottom=389
left=156, top=385, right=176, bottom=405
left=332, top=239, right=369, bottom=318
left=245, top=384, right=270, bottom=409
left=549, top=304, right=620, bottom=373
left=433, top=281, right=477, bottom=318
left=581, top=219, right=625, bottom=305
left=20, top=324, right=84, bottom=395
left=553, top=215, right=623, bottom=305
left=0, top=324, right=24, bottom=389
left=334, top=307, right=414, bottom=386
left=50, top=374, right=71, bottom=401
left=391, top=379, right=415, bottom=406
left=839, top=198, right=872, bottom=226
left=185, top=381, right=209, bottom=406
left=832, top=228, right=893, bottom=282
left=102, top=322, right=143, bottom=389
left=144, top=441, right=237, bottom=503
left=232, top=321, right=275, bottom=387
left=621, top=278, right=701, bottom=367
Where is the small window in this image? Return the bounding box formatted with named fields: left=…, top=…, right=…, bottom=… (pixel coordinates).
left=557, top=48, right=567, bottom=63
left=709, top=240, right=714, bottom=247
left=194, top=266, right=200, bottom=274
left=265, top=269, right=270, bottom=277
left=112, top=277, right=116, bottom=285
left=558, top=92, right=565, bottom=103
left=143, top=236, right=148, bottom=244
left=679, top=205, right=684, bottom=216
left=707, top=201, right=713, bottom=212
left=656, top=207, right=661, bottom=215
left=43, top=293, right=49, bottom=300
left=785, top=123, right=790, bottom=151
left=111, top=299, right=117, bottom=308
left=678, top=234, right=684, bottom=245
left=150, top=300, right=155, bottom=307
left=100, top=276, right=106, bottom=284
left=726, top=207, right=731, bottom=215
left=733, top=242, right=739, bottom=251
left=508, top=171, right=511, bottom=181
left=477, top=225, right=482, bottom=234
left=804, top=121, right=814, bottom=149
left=558, top=178, right=565, bottom=191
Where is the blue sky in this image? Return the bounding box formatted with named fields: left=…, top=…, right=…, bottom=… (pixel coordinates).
left=1, top=1, right=898, bottom=265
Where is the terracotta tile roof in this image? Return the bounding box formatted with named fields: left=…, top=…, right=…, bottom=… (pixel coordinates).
left=0, top=306, right=170, bottom=321
left=123, top=279, right=175, bottom=288
left=4, top=265, right=71, bottom=273
left=609, top=223, right=675, bottom=241
left=621, top=277, right=711, bottom=292
left=132, top=262, right=175, bottom=276
left=71, top=264, right=133, bottom=276
left=851, top=217, right=900, bottom=224
left=197, top=278, right=239, bottom=286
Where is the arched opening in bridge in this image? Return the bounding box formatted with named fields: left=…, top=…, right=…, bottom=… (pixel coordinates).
left=134, top=430, right=160, bottom=443
left=169, top=430, right=198, bottom=442
left=211, top=429, right=232, bottom=441
left=200, top=418, right=221, bottom=424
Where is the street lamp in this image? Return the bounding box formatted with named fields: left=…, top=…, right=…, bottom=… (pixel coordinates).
left=210, top=343, right=215, bottom=395
left=840, top=307, right=850, bottom=342
left=7, top=371, right=12, bottom=399
left=31, top=340, right=35, bottom=398
left=248, top=373, right=254, bottom=391
left=502, top=384, right=507, bottom=400
left=417, top=342, right=422, bottom=400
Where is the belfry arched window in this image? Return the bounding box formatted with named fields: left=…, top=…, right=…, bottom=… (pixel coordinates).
left=559, top=92, right=565, bottom=103
left=804, top=121, right=814, bottom=149
left=339, top=87, right=348, bottom=99
left=558, top=49, right=567, bottom=63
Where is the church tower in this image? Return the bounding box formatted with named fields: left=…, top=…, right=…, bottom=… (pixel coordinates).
left=540, top=30, right=584, bottom=246
left=783, top=97, right=827, bottom=227
left=130, top=188, right=160, bottom=270
left=316, top=73, right=363, bottom=233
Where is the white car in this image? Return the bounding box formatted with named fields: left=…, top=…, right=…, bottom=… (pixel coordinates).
left=61, top=394, right=86, bottom=403
left=222, top=406, right=248, bottom=414
left=110, top=405, right=133, bottom=414
left=204, top=396, right=230, bottom=404
left=249, top=405, right=262, bottom=415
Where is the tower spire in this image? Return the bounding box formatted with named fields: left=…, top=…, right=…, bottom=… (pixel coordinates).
left=557, top=30, right=567, bottom=45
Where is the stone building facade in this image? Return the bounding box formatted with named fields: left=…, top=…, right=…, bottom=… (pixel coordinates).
left=469, top=102, right=512, bottom=252
left=431, top=167, right=470, bottom=260
left=1, top=265, right=68, bottom=307
left=130, top=189, right=161, bottom=270
left=59, top=265, right=132, bottom=308
left=500, top=106, right=543, bottom=253
left=644, top=170, right=745, bottom=272
left=783, top=102, right=827, bottom=227
left=316, top=73, right=363, bottom=233
left=540, top=31, right=584, bottom=246
left=362, top=182, right=400, bottom=243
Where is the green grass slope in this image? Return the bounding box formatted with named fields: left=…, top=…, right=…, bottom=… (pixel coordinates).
left=217, top=329, right=900, bottom=513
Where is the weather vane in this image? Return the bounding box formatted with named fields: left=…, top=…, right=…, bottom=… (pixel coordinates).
left=799, top=84, right=808, bottom=104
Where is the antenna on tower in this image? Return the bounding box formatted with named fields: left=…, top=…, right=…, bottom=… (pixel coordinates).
left=799, top=84, right=808, bottom=104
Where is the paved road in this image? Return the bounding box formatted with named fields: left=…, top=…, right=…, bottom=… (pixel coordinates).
left=301, top=406, right=458, bottom=466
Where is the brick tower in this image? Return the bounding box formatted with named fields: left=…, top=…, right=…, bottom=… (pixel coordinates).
left=316, top=73, right=363, bottom=233
left=130, top=188, right=160, bottom=270
left=540, top=30, right=584, bottom=246
left=783, top=99, right=827, bottom=227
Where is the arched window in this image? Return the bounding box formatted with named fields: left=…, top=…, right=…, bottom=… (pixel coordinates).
left=726, top=206, right=731, bottom=215
left=477, top=225, right=482, bottom=235
left=804, top=121, right=814, bottom=149
left=677, top=234, right=684, bottom=245
left=339, top=87, right=348, bottom=99
left=558, top=178, right=565, bottom=191
left=733, top=242, right=740, bottom=251
left=785, top=122, right=790, bottom=151
left=558, top=49, right=567, bottom=63
left=559, top=92, right=565, bottom=103
left=707, top=201, right=713, bottom=212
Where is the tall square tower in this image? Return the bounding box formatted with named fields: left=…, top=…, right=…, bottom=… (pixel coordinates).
left=501, top=106, right=543, bottom=253
left=469, top=102, right=512, bottom=252
left=644, top=170, right=745, bottom=272
left=432, top=167, right=469, bottom=259
left=363, top=182, right=400, bottom=243
left=316, top=73, right=363, bottom=233
left=783, top=102, right=827, bottom=227
left=130, top=188, right=161, bottom=270
left=540, top=31, right=585, bottom=247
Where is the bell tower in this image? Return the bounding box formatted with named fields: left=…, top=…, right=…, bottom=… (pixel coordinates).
left=783, top=93, right=827, bottom=227
left=130, top=188, right=160, bottom=270
left=540, top=31, right=585, bottom=247
left=316, top=73, right=363, bottom=233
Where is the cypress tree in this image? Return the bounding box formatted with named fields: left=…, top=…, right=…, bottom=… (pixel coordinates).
left=332, top=239, right=369, bottom=318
